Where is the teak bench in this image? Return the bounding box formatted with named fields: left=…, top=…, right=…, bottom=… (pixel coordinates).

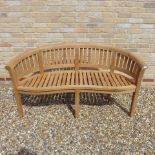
left=6, top=43, right=147, bottom=118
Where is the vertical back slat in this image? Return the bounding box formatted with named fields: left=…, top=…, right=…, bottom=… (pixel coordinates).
left=95, top=48, right=99, bottom=64
left=38, top=51, right=44, bottom=74
left=84, top=48, right=87, bottom=63
left=92, top=48, right=95, bottom=64
left=67, top=48, right=71, bottom=64
left=99, top=49, right=103, bottom=64
left=116, top=53, right=121, bottom=68
left=80, top=48, right=84, bottom=63
left=103, top=49, right=107, bottom=66
left=71, top=48, right=75, bottom=64
left=107, top=50, right=112, bottom=67
left=63, top=48, right=66, bottom=64
left=88, top=48, right=91, bottom=64
left=55, top=49, right=58, bottom=64
left=51, top=49, right=54, bottom=65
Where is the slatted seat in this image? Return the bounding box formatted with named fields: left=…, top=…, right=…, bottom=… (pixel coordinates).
left=6, top=43, right=147, bottom=118
left=18, top=71, right=136, bottom=92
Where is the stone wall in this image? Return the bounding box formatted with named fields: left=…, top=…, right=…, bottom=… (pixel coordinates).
left=0, top=0, right=155, bottom=83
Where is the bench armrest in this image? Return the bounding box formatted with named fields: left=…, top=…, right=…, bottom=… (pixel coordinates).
left=135, top=62, right=147, bottom=86
left=5, top=62, right=19, bottom=89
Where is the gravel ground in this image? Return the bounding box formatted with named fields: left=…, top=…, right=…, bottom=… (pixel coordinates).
left=0, top=82, right=155, bottom=155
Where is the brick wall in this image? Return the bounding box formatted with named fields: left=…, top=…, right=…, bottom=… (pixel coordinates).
left=0, top=0, right=155, bottom=83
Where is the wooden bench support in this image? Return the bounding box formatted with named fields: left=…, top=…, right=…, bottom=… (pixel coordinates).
left=129, top=91, right=139, bottom=116
left=129, top=68, right=145, bottom=116
left=15, top=91, right=24, bottom=118
left=75, top=90, right=80, bottom=118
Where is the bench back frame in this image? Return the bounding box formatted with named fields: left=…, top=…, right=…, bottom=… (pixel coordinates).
left=6, top=43, right=146, bottom=86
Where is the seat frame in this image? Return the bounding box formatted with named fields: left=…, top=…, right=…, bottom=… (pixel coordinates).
left=5, top=43, right=147, bottom=118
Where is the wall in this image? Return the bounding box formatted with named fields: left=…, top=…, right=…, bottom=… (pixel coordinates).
left=0, top=0, right=155, bottom=83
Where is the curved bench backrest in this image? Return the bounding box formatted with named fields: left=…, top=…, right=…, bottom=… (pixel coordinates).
left=12, top=50, right=40, bottom=81
left=75, top=44, right=142, bottom=80
left=40, top=44, right=142, bottom=81
left=10, top=43, right=143, bottom=83
left=40, top=45, right=77, bottom=71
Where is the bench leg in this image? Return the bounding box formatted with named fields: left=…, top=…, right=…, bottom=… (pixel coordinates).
left=129, top=91, right=139, bottom=117
left=75, top=90, right=80, bottom=118
left=15, top=91, right=24, bottom=118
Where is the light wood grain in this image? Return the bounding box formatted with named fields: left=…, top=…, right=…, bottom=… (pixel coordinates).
left=5, top=43, right=147, bottom=118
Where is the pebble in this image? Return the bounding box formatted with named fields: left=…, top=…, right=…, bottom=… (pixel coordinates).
left=0, top=82, right=155, bottom=154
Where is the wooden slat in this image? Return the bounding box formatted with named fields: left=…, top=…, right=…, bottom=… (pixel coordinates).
left=120, top=55, right=125, bottom=68
left=32, top=54, right=37, bottom=68
left=102, top=72, right=111, bottom=86
left=126, top=58, right=132, bottom=71
left=80, top=48, right=84, bottom=63
left=115, top=74, right=125, bottom=86
left=94, top=72, right=102, bottom=86
left=103, top=49, right=107, bottom=66
left=84, top=48, right=87, bottom=63
left=26, top=57, right=31, bottom=71
left=43, top=73, right=51, bottom=87
left=33, top=54, right=38, bottom=68
left=111, top=74, right=120, bottom=86
left=38, top=52, right=44, bottom=73
left=62, top=72, right=67, bottom=85
left=66, top=72, right=71, bottom=85
left=19, top=61, right=24, bottom=73
left=75, top=48, right=79, bottom=71
left=86, top=72, right=92, bottom=85
left=63, top=48, right=67, bottom=64
left=53, top=72, right=59, bottom=86
left=98, top=72, right=107, bottom=86
left=106, top=72, right=117, bottom=86
left=120, top=76, right=129, bottom=86
left=71, top=48, right=75, bottom=64
left=42, top=51, right=46, bottom=65
left=79, top=71, right=83, bottom=85
left=28, top=56, right=34, bottom=69
left=55, top=49, right=58, bottom=64
left=28, top=76, right=38, bottom=87
left=24, top=78, right=32, bottom=87
left=22, top=59, right=28, bottom=72
left=95, top=48, right=99, bottom=64
left=46, top=50, right=50, bottom=65
left=59, top=48, right=63, bottom=64
left=75, top=71, right=79, bottom=85
left=47, top=73, right=55, bottom=87
left=33, top=74, right=44, bottom=87
left=51, top=49, right=54, bottom=64
left=92, top=48, right=95, bottom=64
left=130, top=61, right=136, bottom=72
left=110, top=51, right=116, bottom=72
left=90, top=72, right=97, bottom=85
left=83, top=71, right=88, bottom=85
left=107, top=50, right=112, bottom=67
left=99, top=49, right=103, bottom=64
left=116, top=53, right=121, bottom=68
left=38, top=73, right=47, bottom=87
left=71, top=71, right=75, bottom=85
left=67, top=48, right=71, bottom=64
left=122, top=56, right=128, bottom=70
left=88, top=48, right=91, bottom=64
left=57, top=72, right=63, bottom=86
